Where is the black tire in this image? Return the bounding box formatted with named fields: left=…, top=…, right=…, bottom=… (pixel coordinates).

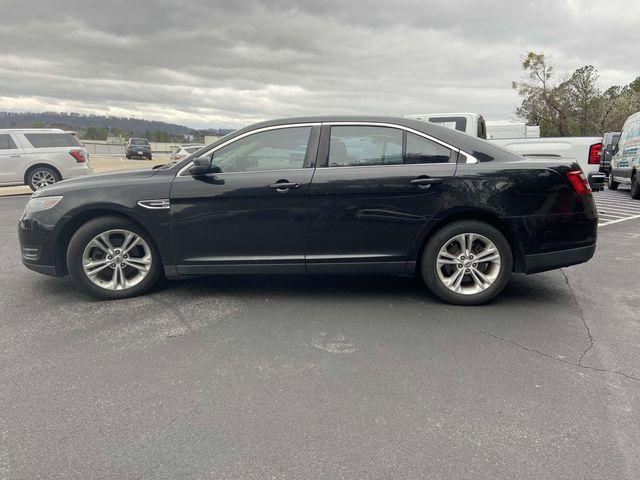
left=631, top=173, right=640, bottom=200
left=125, top=153, right=131, bottom=160
left=421, top=220, right=512, bottom=306
left=26, top=166, right=60, bottom=191
left=608, top=175, right=619, bottom=190
left=66, top=216, right=162, bottom=300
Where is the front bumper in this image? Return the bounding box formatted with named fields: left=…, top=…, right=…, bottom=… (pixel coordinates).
left=19, top=214, right=65, bottom=277
left=524, top=244, right=596, bottom=274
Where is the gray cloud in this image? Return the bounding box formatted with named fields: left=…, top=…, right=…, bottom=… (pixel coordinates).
left=1, top=0, right=638, bottom=128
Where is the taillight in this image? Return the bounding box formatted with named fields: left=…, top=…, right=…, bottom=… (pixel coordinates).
left=567, top=170, right=591, bottom=195
left=588, top=142, right=603, bottom=165
left=69, top=149, right=86, bottom=163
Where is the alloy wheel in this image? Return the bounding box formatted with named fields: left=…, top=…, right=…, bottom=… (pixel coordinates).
left=31, top=170, right=56, bottom=189
left=436, top=233, right=501, bottom=295
left=82, top=229, right=152, bottom=291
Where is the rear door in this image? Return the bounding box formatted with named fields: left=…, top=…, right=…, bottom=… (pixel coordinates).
left=0, top=133, right=24, bottom=183
left=306, top=123, right=457, bottom=273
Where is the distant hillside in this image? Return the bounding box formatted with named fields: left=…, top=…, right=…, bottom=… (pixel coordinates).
left=0, top=112, right=233, bottom=142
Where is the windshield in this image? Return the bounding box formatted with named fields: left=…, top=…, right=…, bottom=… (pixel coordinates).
left=131, top=138, right=149, bottom=145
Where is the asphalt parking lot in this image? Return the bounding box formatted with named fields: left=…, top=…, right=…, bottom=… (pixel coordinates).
left=1, top=193, right=640, bottom=479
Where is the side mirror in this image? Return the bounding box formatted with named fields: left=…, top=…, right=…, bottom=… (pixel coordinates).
left=188, top=156, right=213, bottom=176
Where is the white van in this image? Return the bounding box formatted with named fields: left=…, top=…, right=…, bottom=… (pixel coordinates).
left=0, top=129, right=91, bottom=191
left=609, top=111, right=640, bottom=198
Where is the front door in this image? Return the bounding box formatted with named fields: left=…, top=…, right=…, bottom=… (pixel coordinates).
left=306, top=124, right=457, bottom=273
left=170, top=125, right=319, bottom=274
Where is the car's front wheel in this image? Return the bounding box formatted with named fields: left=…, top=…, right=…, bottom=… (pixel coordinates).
left=608, top=175, right=619, bottom=190
left=67, top=216, right=161, bottom=299
left=421, top=220, right=512, bottom=306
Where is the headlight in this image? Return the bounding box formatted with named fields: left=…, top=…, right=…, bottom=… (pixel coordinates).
left=24, top=196, right=63, bottom=214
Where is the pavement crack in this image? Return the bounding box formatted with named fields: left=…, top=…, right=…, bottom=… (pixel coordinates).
left=561, top=269, right=594, bottom=366
left=430, top=317, right=640, bottom=383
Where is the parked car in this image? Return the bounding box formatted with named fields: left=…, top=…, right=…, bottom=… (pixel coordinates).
left=0, top=128, right=91, bottom=191
left=609, top=111, right=640, bottom=198
left=125, top=138, right=152, bottom=160
left=170, top=144, right=204, bottom=162
left=18, top=116, right=597, bottom=305
left=599, top=131, right=620, bottom=177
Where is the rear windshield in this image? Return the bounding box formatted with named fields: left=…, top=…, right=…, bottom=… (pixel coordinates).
left=428, top=116, right=468, bottom=133
left=24, top=133, right=81, bottom=148
left=130, top=138, right=149, bottom=145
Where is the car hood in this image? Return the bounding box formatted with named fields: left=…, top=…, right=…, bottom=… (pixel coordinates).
left=33, top=169, right=160, bottom=197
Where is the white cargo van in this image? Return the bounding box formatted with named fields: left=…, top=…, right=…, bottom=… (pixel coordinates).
left=609, top=111, right=640, bottom=198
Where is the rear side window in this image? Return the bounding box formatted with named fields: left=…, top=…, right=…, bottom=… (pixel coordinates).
left=329, top=126, right=403, bottom=167
left=24, top=133, right=81, bottom=148
left=0, top=134, right=17, bottom=150
left=405, top=133, right=452, bottom=164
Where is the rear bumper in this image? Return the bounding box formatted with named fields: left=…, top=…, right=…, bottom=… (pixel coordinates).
left=524, top=244, right=596, bottom=274
left=588, top=172, right=605, bottom=191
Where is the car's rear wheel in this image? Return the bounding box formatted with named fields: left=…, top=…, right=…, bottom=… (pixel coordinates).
left=27, top=166, right=60, bottom=191
left=67, top=216, right=161, bottom=299
left=631, top=173, right=640, bottom=199
left=608, top=175, right=619, bottom=190
left=421, top=220, right=512, bottom=306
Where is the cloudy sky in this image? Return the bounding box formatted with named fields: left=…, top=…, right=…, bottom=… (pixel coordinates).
left=1, top=0, right=639, bottom=129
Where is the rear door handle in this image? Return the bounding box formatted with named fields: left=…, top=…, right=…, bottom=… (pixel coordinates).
left=411, top=177, right=443, bottom=187
left=269, top=180, right=301, bottom=192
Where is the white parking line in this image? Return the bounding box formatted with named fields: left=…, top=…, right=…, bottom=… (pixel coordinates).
left=593, top=190, right=640, bottom=227
left=599, top=214, right=640, bottom=227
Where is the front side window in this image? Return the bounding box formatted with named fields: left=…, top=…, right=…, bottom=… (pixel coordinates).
left=0, top=134, right=17, bottom=150
left=212, top=127, right=311, bottom=173
left=328, top=126, right=403, bottom=167
left=405, top=132, right=452, bottom=164
left=24, top=133, right=81, bottom=148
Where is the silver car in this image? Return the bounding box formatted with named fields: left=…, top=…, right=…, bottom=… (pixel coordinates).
left=170, top=144, right=205, bottom=162
left=0, top=128, right=91, bottom=191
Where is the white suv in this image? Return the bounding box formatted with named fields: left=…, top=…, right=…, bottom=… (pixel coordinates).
left=0, top=129, right=91, bottom=191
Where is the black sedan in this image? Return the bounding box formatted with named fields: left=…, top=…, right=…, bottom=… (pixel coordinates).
left=18, top=116, right=597, bottom=305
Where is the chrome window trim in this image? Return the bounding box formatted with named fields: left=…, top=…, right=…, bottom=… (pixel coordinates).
left=177, top=123, right=321, bottom=176
left=177, top=121, right=479, bottom=176
left=323, top=122, right=479, bottom=166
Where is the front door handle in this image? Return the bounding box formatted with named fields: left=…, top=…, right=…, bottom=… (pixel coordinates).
left=411, top=176, right=443, bottom=188
left=269, top=180, right=301, bottom=192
